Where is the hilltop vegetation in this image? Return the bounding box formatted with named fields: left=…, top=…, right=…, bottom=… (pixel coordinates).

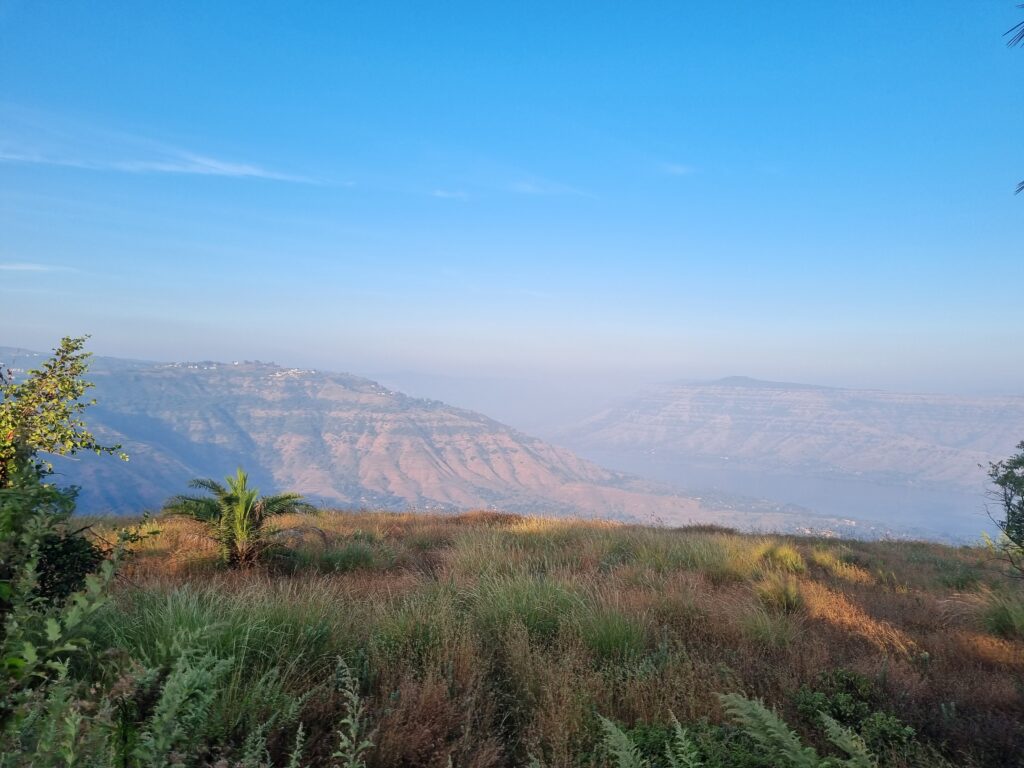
left=27, top=510, right=1019, bottom=767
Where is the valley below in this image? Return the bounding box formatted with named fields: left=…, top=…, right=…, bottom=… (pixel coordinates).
left=3, top=348, right=1021, bottom=541
left=556, top=377, right=1024, bottom=541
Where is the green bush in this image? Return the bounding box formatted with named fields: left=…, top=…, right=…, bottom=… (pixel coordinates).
left=793, top=669, right=924, bottom=764
left=859, top=711, right=916, bottom=760
left=793, top=670, right=877, bottom=726
left=35, top=531, right=105, bottom=602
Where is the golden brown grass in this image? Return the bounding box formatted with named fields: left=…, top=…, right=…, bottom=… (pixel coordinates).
left=93, top=510, right=1024, bottom=768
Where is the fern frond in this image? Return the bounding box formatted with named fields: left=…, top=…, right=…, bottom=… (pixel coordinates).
left=286, top=722, right=307, bottom=768
left=820, top=713, right=876, bottom=768
left=666, top=713, right=703, bottom=768
left=598, top=716, right=646, bottom=768
left=719, top=693, right=819, bottom=768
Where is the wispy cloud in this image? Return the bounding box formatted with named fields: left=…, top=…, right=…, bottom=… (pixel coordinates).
left=0, top=262, right=76, bottom=273
left=0, top=105, right=313, bottom=183
left=114, top=152, right=310, bottom=182
left=510, top=178, right=587, bottom=197
left=0, top=148, right=312, bottom=183
left=431, top=189, right=469, bottom=200
left=662, top=162, right=696, bottom=176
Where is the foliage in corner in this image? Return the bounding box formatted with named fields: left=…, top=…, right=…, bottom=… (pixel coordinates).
left=986, top=441, right=1024, bottom=578
left=0, top=336, right=132, bottom=725
left=0, top=335, right=126, bottom=488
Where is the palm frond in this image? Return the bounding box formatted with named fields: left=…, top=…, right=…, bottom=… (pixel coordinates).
left=188, top=477, right=228, bottom=496
left=1008, top=12, right=1024, bottom=48
left=258, top=493, right=316, bottom=518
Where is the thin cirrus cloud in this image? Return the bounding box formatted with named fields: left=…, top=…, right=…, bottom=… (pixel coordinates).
left=0, top=104, right=313, bottom=183
left=431, top=189, right=469, bottom=200
left=0, top=262, right=76, bottom=273
left=0, top=146, right=313, bottom=183
left=509, top=178, right=588, bottom=197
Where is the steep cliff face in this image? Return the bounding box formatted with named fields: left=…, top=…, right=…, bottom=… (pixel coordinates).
left=559, top=377, right=1024, bottom=490
left=4, top=354, right=706, bottom=521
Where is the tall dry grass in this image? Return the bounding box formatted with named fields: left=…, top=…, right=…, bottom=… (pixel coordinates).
left=83, top=510, right=1024, bottom=767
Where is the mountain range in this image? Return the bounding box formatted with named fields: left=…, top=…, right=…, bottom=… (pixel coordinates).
left=6, top=346, right=1019, bottom=539
left=556, top=376, right=1024, bottom=538
left=1, top=347, right=723, bottom=525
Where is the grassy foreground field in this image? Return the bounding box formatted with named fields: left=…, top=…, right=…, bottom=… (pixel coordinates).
left=81, top=511, right=1023, bottom=767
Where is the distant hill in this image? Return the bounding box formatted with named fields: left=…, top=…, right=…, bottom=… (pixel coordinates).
left=1, top=347, right=728, bottom=524
left=556, top=377, right=1024, bottom=537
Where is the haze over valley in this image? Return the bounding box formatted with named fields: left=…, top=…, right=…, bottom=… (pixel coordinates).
left=558, top=377, right=1024, bottom=539
left=3, top=345, right=1015, bottom=540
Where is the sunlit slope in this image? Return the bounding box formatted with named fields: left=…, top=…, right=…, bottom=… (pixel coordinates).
left=25, top=356, right=707, bottom=521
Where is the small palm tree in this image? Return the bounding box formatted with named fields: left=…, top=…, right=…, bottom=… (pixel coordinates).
left=163, top=468, right=314, bottom=566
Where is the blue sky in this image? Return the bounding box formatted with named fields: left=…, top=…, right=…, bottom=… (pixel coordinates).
left=1, top=1, right=1022, bottom=396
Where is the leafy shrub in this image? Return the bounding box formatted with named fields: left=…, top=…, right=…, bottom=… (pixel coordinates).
left=331, top=657, right=375, bottom=768
left=719, top=693, right=875, bottom=768
left=35, top=530, right=105, bottom=601
left=3, top=640, right=363, bottom=768
left=985, top=441, right=1024, bottom=579
left=793, top=669, right=923, bottom=764
left=793, top=670, right=877, bottom=727
left=859, top=711, right=916, bottom=760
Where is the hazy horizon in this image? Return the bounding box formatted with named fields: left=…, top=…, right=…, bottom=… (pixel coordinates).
left=4, top=341, right=1023, bottom=446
